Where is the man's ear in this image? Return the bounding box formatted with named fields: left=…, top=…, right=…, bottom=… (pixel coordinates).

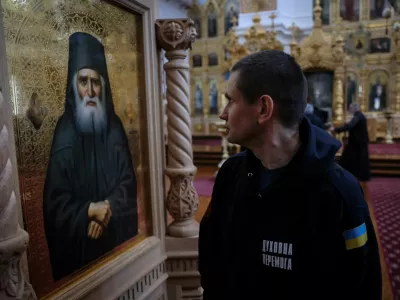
left=258, top=95, right=274, bottom=124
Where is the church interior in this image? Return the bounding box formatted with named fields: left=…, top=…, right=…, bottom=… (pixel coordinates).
left=0, top=0, right=399, bottom=299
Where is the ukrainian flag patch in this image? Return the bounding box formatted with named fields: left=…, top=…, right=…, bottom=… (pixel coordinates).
left=343, top=223, right=368, bottom=250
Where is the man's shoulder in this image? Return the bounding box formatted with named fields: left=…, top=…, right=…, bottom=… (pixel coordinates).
left=214, top=151, right=246, bottom=184
left=323, top=163, right=366, bottom=209
left=220, top=151, right=246, bottom=171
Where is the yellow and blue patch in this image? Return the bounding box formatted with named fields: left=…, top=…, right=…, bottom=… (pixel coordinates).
left=343, top=223, right=368, bottom=250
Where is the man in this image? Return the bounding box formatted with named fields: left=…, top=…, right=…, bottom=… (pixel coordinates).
left=198, top=50, right=381, bottom=299
left=332, top=103, right=371, bottom=182
left=43, top=32, right=138, bottom=281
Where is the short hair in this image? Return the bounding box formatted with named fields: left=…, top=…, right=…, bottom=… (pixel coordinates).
left=350, top=103, right=360, bottom=110
left=231, top=50, right=307, bottom=128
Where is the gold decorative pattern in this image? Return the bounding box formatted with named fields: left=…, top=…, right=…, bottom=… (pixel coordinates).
left=224, top=13, right=283, bottom=71
left=2, top=0, right=149, bottom=297
left=291, top=0, right=346, bottom=125
left=241, top=0, right=277, bottom=13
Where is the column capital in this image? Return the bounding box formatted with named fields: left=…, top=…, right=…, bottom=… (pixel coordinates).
left=155, top=18, right=197, bottom=52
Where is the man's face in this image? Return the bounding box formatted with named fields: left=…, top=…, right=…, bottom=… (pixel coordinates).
left=77, top=68, right=102, bottom=105
left=219, top=71, right=260, bottom=146
left=74, top=68, right=106, bottom=133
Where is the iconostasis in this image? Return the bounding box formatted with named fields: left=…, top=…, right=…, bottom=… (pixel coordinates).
left=188, top=0, right=400, bottom=143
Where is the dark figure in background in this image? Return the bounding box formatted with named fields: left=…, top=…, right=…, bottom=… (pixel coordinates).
left=304, top=102, right=327, bottom=130
left=332, top=103, right=371, bottom=182
left=225, top=5, right=238, bottom=34
left=43, top=32, right=138, bottom=281
left=199, top=50, right=381, bottom=300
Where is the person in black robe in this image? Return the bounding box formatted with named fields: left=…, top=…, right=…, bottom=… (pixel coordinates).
left=43, top=32, right=138, bottom=281
left=331, top=103, right=371, bottom=182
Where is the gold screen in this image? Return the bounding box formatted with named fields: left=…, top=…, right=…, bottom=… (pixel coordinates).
left=2, top=0, right=151, bottom=297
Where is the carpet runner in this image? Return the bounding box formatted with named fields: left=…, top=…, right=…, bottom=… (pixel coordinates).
left=368, top=177, right=400, bottom=300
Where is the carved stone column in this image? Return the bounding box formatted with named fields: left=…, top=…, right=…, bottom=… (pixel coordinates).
left=155, top=19, right=199, bottom=237
left=0, top=90, right=36, bottom=299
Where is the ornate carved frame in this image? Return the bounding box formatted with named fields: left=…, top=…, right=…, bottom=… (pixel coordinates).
left=0, top=0, right=168, bottom=299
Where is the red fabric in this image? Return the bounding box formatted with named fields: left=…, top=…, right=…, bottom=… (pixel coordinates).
left=369, top=144, right=400, bottom=156
left=368, top=177, right=400, bottom=299
left=193, top=176, right=215, bottom=197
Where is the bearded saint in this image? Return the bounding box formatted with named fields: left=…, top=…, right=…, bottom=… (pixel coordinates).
left=43, top=32, right=138, bottom=281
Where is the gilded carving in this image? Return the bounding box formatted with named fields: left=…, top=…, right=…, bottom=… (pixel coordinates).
left=291, top=0, right=345, bottom=125
left=224, top=13, right=283, bottom=71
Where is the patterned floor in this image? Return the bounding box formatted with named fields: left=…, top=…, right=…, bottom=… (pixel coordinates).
left=368, top=177, right=400, bottom=300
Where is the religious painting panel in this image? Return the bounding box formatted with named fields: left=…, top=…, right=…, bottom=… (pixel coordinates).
left=313, top=0, right=330, bottom=25
left=340, top=0, right=360, bottom=22
left=224, top=47, right=230, bottom=61
left=207, top=2, right=218, bottom=38
left=208, top=52, right=219, bottom=66
left=193, top=54, right=203, bottom=67
left=2, top=0, right=152, bottom=298
left=241, top=0, right=277, bottom=13
left=305, top=70, right=334, bottom=123
left=225, top=0, right=240, bottom=34
left=209, top=78, right=219, bottom=114
left=188, top=5, right=202, bottom=39
left=345, top=73, right=358, bottom=110
left=194, top=78, right=204, bottom=115
left=389, top=0, right=400, bottom=15
left=369, top=37, right=391, bottom=53
left=370, top=0, right=389, bottom=19
left=368, top=70, right=389, bottom=112
left=345, top=25, right=371, bottom=56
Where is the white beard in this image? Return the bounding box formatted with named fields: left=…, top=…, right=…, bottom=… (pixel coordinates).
left=73, top=74, right=107, bottom=134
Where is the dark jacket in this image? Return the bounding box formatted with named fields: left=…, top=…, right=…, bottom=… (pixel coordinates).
left=335, top=110, right=371, bottom=181
left=305, top=112, right=327, bottom=130
left=199, top=118, right=381, bottom=300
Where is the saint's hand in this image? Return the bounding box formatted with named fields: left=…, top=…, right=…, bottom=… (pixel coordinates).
left=88, top=220, right=103, bottom=239
left=88, top=200, right=112, bottom=227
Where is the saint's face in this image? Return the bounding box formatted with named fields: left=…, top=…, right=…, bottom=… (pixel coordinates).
left=77, top=68, right=102, bottom=106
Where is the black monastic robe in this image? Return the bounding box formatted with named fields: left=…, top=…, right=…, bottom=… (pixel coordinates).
left=43, top=32, right=138, bottom=281
left=334, top=111, right=371, bottom=181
